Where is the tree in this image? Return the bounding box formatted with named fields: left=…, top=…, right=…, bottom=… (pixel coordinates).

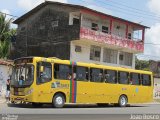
left=0, top=13, right=14, bottom=59
left=135, top=57, right=149, bottom=71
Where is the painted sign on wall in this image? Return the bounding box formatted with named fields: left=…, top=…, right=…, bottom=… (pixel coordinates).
left=80, top=27, right=144, bottom=52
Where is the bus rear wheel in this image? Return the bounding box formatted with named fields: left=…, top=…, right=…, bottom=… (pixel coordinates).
left=118, top=95, right=128, bottom=107
left=52, top=93, right=65, bottom=108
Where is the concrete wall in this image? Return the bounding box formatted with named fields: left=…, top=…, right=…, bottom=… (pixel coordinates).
left=70, top=40, right=134, bottom=68
left=0, top=65, right=12, bottom=99
left=81, top=14, right=134, bottom=39
left=154, top=78, right=160, bottom=99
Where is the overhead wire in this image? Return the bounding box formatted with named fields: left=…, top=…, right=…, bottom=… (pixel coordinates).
left=1, top=1, right=160, bottom=59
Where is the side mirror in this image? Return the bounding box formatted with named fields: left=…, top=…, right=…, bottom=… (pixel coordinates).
left=40, top=66, right=44, bottom=72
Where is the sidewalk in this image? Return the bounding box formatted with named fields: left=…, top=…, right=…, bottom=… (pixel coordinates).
left=0, top=97, right=6, bottom=104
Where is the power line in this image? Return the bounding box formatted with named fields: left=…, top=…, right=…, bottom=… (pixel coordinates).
left=94, top=0, right=160, bottom=21
left=1, top=1, right=159, bottom=23
left=80, top=0, right=160, bottom=22
left=104, top=0, right=160, bottom=18
left=136, top=54, right=160, bottom=59
left=144, top=43, right=160, bottom=46
left=0, top=11, right=18, bottom=18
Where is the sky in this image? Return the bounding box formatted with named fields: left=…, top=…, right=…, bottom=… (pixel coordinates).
left=0, top=0, right=160, bottom=61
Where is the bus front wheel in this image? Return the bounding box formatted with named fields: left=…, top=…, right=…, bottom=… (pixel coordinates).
left=52, top=93, right=65, bottom=108
left=118, top=95, right=128, bottom=107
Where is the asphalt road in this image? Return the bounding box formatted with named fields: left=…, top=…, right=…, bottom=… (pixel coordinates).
left=0, top=103, right=160, bottom=120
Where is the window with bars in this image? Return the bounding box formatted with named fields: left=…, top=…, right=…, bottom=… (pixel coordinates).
left=103, top=48, right=118, bottom=64
left=119, top=52, right=132, bottom=66
left=90, top=45, right=101, bottom=61
left=92, top=23, right=98, bottom=31
left=102, top=26, right=109, bottom=33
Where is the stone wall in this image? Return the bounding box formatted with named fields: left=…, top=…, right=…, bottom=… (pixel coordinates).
left=13, top=4, right=80, bottom=60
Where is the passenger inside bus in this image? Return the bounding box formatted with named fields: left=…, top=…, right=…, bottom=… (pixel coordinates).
left=19, top=76, right=24, bottom=85
left=67, top=73, right=72, bottom=80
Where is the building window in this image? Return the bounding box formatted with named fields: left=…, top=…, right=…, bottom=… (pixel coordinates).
left=116, top=25, right=120, bottom=30
left=90, top=68, right=103, bottom=82
left=37, top=62, right=52, bottom=84
left=119, top=54, right=124, bottom=61
left=130, top=73, right=140, bottom=85
left=102, top=26, right=109, bottom=33
left=90, top=45, right=101, bottom=61
left=118, top=71, right=129, bottom=84
left=92, top=23, right=98, bottom=31
left=74, top=66, right=89, bottom=81
left=142, top=74, right=151, bottom=86
left=54, top=64, right=72, bottom=80
left=104, top=70, right=117, bottom=84
left=73, top=18, right=80, bottom=25
left=128, top=33, right=131, bottom=39
left=51, top=20, right=58, bottom=28
left=103, top=48, right=117, bottom=64
left=119, top=52, right=132, bottom=66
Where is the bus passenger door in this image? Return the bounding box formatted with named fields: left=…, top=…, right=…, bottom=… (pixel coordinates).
left=73, top=66, right=92, bottom=103
left=35, top=62, right=53, bottom=103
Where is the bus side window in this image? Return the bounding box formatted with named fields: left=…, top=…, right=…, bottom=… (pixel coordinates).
left=118, top=71, right=129, bottom=84
left=141, top=74, right=151, bottom=86
left=74, top=66, right=89, bottom=81
left=104, top=70, right=117, bottom=84
left=54, top=64, right=72, bottom=80
left=90, top=68, right=103, bottom=83
left=130, top=73, right=140, bottom=85
left=37, top=62, right=52, bottom=84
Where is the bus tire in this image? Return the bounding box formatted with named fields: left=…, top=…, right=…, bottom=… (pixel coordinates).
left=52, top=93, right=65, bottom=108
left=118, top=95, right=128, bottom=107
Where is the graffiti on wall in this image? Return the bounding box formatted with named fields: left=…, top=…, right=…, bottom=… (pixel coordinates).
left=154, top=84, right=160, bottom=99
left=80, top=27, right=144, bottom=52
left=0, top=72, right=4, bottom=97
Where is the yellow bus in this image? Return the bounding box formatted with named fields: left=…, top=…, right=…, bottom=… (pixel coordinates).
left=10, top=57, right=153, bottom=108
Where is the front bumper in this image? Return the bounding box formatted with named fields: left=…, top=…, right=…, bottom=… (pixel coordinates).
left=10, top=94, right=33, bottom=103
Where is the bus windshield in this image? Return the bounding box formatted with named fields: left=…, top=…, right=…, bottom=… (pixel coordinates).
left=11, top=64, right=34, bottom=87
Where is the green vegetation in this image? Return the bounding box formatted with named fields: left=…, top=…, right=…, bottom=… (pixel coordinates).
left=0, top=13, right=16, bottom=59
left=135, top=57, right=149, bottom=71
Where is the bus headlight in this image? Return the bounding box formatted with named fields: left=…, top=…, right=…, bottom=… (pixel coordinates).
left=26, top=88, right=33, bottom=95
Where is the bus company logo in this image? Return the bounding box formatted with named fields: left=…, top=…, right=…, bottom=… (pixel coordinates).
left=122, top=88, right=127, bottom=91
left=51, top=82, right=69, bottom=89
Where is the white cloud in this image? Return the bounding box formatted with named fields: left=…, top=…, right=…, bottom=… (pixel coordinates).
left=0, top=9, right=13, bottom=20
left=83, top=0, right=112, bottom=15
left=143, top=23, right=160, bottom=60
left=17, top=0, right=67, bottom=11
left=140, top=0, right=160, bottom=60
left=1, top=9, right=10, bottom=15
left=87, top=5, right=112, bottom=15
left=0, top=9, right=17, bottom=28
left=148, top=0, right=160, bottom=15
